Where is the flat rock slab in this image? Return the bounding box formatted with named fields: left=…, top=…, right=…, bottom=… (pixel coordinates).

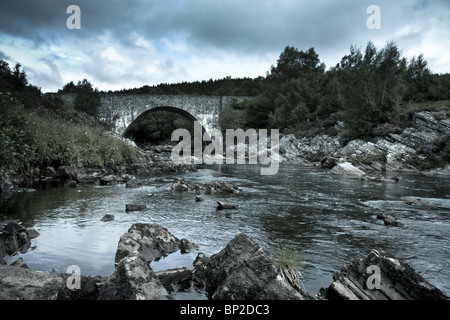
left=326, top=249, right=448, bottom=300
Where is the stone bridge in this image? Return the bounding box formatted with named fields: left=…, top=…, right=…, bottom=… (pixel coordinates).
left=54, top=93, right=248, bottom=136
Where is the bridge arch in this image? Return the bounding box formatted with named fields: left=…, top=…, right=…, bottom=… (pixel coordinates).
left=122, top=105, right=208, bottom=141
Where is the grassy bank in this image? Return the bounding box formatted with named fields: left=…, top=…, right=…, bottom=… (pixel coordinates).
left=0, top=94, right=140, bottom=180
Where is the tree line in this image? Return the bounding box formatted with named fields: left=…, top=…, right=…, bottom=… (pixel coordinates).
left=220, top=41, right=450, bottom=140
left=113, top=41, right=449, bottom=141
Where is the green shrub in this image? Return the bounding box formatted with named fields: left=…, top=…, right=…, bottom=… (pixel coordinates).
left=0, top=97, right=36, bottom=178
left=0, top=98, right=140, bottom=179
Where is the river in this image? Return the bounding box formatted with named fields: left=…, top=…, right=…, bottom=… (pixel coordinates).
left=1, top=163, right=449, bottom=299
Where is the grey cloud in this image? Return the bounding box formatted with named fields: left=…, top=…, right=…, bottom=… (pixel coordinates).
left=2, top=0, right=447, bottom=54
left=2, top=0, right=449, bottom=92
left=0, top=50, right=12, bottom=61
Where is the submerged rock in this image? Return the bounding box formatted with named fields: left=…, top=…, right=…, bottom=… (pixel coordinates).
left=325, top=249, right=448, bottom=300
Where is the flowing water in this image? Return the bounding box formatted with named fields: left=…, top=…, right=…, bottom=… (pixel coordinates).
left=1, top=163, right=449, bottom=299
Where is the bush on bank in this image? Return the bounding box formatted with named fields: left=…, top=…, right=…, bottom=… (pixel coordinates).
left=0, top=95, right=139, bottom=180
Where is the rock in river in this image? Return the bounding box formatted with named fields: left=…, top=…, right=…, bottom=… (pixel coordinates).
left=99, top=251, right=172, bottom=300
left=325, top=249, right=448, bottom=300
left=216, top=201, right=237, bottom=210
left=101, top=214, right=115, bottom=222
left=193, top=232, right=310, bottom=300
left=330, top=162, right=366, bottom=176
left=115, top=223, right=181, bottom=264
left=376, top=213, right=400, bottom=226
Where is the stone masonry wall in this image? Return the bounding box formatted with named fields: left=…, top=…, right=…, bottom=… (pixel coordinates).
left=52, top=93, right=247, bottom=135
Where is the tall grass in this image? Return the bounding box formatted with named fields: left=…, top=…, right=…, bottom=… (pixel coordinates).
left=273, top=244, right=304, bottom=292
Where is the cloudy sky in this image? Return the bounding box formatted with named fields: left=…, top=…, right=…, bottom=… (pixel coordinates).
left=1, top=0, right=449, bottom=93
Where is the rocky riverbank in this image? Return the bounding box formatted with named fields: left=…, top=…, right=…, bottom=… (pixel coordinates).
left=278, top=110, right=450, bottom=176
left=2, top=110, right=447, bottom=198
left=0, top=222, right=447, bottom=300
left=0, top=145, right=196, bottom=198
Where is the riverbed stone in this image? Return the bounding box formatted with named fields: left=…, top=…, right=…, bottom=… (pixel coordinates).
left=325, top=249, right=448, bottom=300
left=115, top=223, right=181, bottom=264
left=193, top=232, right=310, bottom=300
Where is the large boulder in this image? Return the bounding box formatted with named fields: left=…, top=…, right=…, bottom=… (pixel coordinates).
left=99, top=251, right=172, bottom=300
left=193, top=232, right=310, bottom=300
left=114, top=223, right=181, bottom=264
left=325, top=249, right=448, bottom=300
